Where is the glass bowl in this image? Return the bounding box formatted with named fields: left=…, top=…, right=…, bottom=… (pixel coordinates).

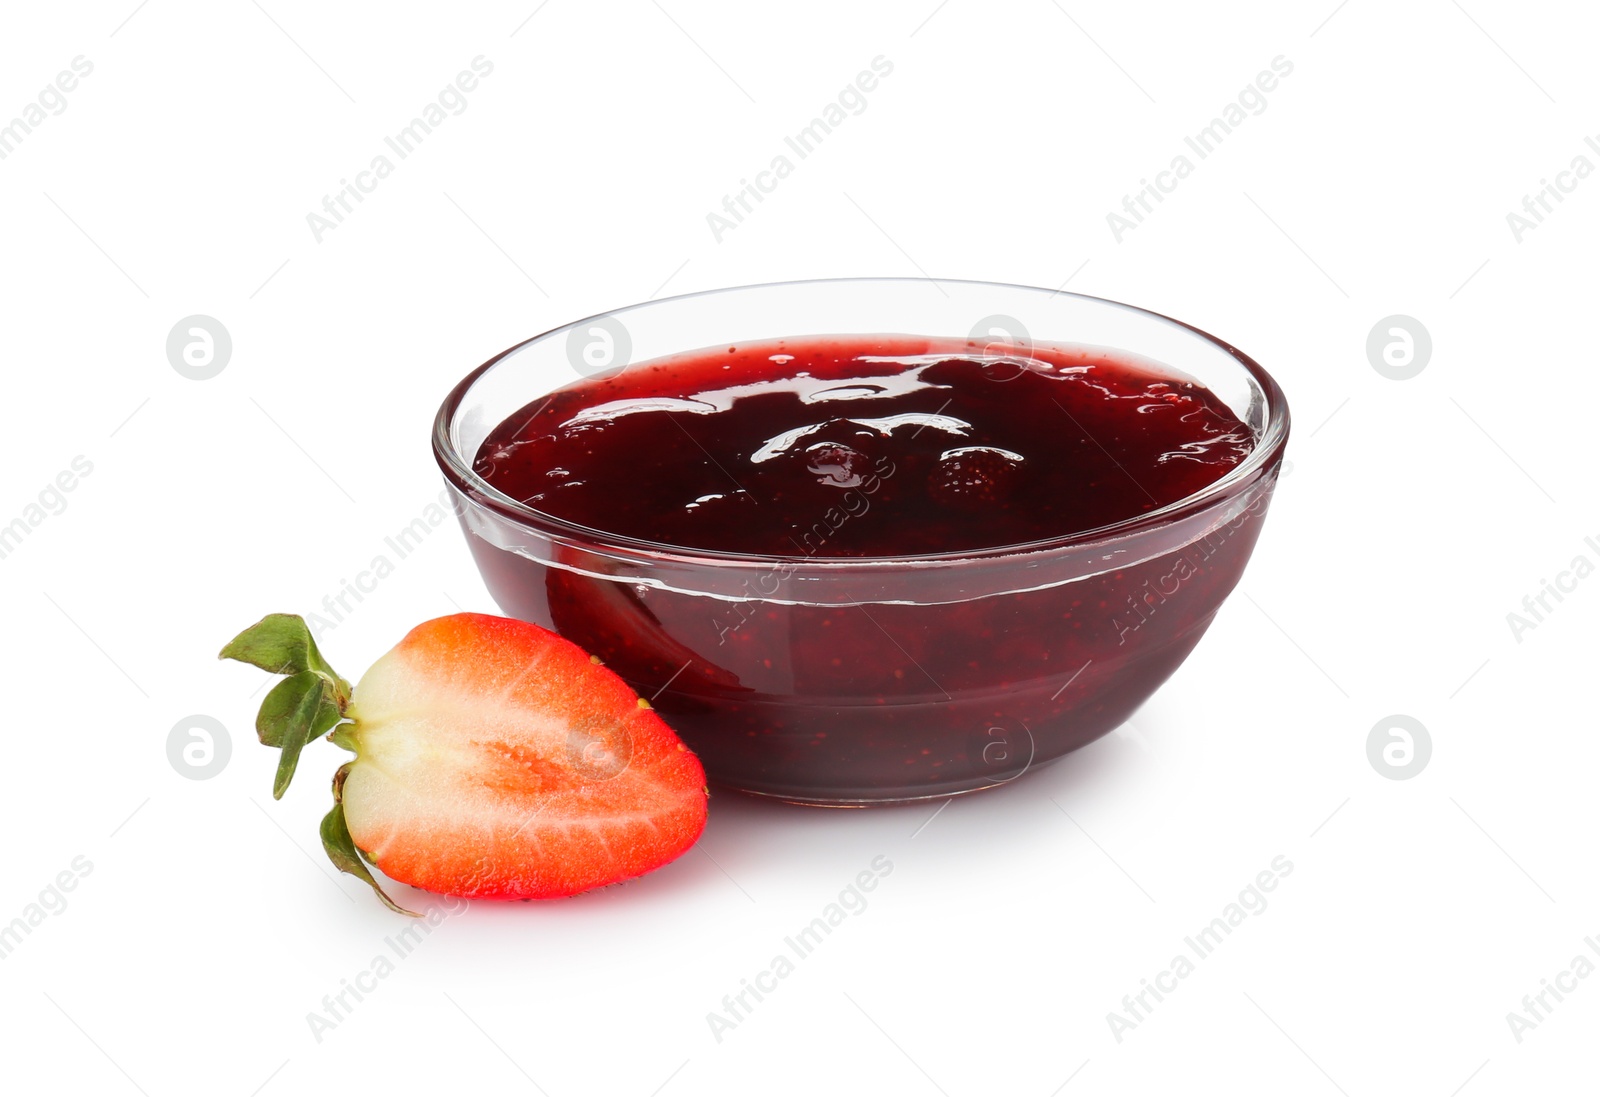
left=433, top=278, right=1290, bottom=804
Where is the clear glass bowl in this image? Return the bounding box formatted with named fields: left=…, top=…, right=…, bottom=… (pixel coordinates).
left=433, top=278, right=1290, bottom=804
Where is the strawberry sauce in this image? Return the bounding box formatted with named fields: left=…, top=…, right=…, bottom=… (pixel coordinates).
left=474, top=336, right=1251, bottom=557
left=466, top=336, right=1271, bottom=802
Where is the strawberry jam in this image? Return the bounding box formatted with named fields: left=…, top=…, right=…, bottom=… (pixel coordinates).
left=464, top=335, right=1276, bottom=802
left=474, top=337, right=1250, bottom=556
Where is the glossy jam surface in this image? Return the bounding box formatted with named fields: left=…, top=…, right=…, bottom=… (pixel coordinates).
left=462, top=335, right=1276, bottom=803
left=474, top=336, right=1252, bottom=557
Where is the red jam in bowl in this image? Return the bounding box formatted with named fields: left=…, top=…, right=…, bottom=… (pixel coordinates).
left=473, top=337, right=1252, bottom=556
left=453, top=333, right=1279, bottom=803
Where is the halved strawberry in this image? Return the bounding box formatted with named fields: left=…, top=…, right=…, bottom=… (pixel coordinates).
left=221, top=612, right=707, bottom=912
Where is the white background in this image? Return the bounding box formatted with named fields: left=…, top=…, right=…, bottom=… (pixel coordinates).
left=1, top=1, right=1594, bottom=1093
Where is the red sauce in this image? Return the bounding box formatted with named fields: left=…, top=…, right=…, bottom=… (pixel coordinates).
left=475, top=336, right=1251, bottom=557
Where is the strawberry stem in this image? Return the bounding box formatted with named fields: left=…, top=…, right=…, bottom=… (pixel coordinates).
left=221, top=614, right=415, bottom=915
left=325, top=765, right=417, bottom=916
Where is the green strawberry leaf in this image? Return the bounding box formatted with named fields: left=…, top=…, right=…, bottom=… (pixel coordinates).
left=223, top=614, right=419, bottom=916
left=258, top=671, right=346, bottom=798
left=256, top=670, right=344, bottom=748
left=219, top=613, right=351, bottom=704
left=222, top=613, right=357, bottom=799
left=320, top=787, right=416, bottom=917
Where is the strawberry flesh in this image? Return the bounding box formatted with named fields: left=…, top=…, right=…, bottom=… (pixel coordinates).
left=341, top=614, right=707, bottom=900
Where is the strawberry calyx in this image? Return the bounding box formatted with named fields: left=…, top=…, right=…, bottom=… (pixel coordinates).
left=220, top=613, right=417, bottom=916
left=323, top=763, right=415, bottom=916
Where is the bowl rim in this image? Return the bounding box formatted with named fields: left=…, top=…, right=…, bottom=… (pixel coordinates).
left=432, top=276, right=1291, bottom=569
